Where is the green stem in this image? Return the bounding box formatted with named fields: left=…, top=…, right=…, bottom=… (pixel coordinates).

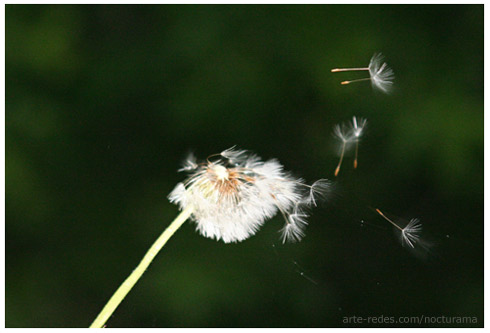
left=90, top=206, right=194, bottom=328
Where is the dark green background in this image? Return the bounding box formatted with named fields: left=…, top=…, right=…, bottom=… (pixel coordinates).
left=6, top=5, right=483, bottom=328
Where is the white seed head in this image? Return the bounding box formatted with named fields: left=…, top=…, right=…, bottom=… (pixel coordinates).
left=368, top=53, right=395, bottom=94
left=168, top=147, right=329, bottom=243
left=211, top=164, right=229, bottom=181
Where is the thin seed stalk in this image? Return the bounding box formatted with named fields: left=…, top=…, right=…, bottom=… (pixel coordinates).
left=331, top=67, right=369, bottom=72
left=354, top=140, right=359, bottom=168
left=376, top=209, right=402, bottom=231
left=341, top=78, right=372, bottom=85
left=335, top=141, right=346, bottom=177
left=90, top=206, right=194, bottom=328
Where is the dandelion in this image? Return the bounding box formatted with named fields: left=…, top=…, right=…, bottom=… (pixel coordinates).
left=331, top=53, right=395, bottom=93
left=376, top=209, right=423, bottom=248
left=169, top=147, right=329, bottom=243
left=332, top=116, right=367, bottom=176
left=90, top=147, right=329, bottom=328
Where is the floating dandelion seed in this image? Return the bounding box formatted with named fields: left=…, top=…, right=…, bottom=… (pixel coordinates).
left=331, top=53, right=395, bottom=93
left=178, top=152, right=198, bottom=172
left=169, top=147, right=329, bottom=243
left=279, top=204, right=309, bottom=243
left=332, top=116, right=367, bottom=176
left=333, top=123, right=350, bottom=177
left=376, top=209, right=423, bottom=248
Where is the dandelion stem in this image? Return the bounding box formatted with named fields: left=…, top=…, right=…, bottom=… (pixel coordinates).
left=89, top=206, right=194, bottom=328
left=331, top=67, right=369, bottom=72
left=335, top=142, right=346, bottom=177
left=376, top=209, right=402, bottom=231
left=341, top=78, right=371, bottom=85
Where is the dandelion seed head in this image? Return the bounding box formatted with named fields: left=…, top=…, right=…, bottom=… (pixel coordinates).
left=210, top=163, right=229, bottom=181
left=169, top=147, right=329, bottom=243
left=369, top=53, right=395, bottom=93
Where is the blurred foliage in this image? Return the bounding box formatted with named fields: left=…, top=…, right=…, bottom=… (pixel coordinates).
left=6, top=4, right=483, bottom=328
